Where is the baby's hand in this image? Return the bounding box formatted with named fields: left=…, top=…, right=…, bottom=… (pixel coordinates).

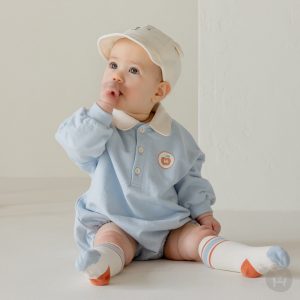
left=196, top=213, right=221, bottom=235
left=97, top=81, right=121, bottom=113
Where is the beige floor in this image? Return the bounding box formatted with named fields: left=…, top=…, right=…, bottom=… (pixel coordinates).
left=0, top=178, right=299, bottom=300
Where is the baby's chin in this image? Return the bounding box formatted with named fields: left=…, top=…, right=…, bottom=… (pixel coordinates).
left=114, top=98, right=134, bottom=112
left=114, top=104, right=144, bottom=118
left=114, top=100, right=149, bottom=117
left=113, top=101, right=126, bottom=112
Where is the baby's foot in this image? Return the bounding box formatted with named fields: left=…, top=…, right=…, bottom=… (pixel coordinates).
left=75, top=243, right=125, bottom=285
left=241, top=245, right=290, bottom=277
left=198, top=236, right=290, bottom=277
left=76, top=248, right=111, bottom=285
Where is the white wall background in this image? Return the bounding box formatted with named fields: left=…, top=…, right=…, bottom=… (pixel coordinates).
left=0, top=0, right=198, bottom=178
left=198, top=0, right=300, bottom=211
left=1, top=0, right=299, bottom=212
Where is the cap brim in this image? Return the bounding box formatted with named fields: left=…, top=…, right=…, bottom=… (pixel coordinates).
left=97, top=33, right=128, bottom=59
left=96, top=33, right=159, bottom=68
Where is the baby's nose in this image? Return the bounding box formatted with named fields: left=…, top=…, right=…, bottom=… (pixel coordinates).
left=113, top=74, right=123, bottom=83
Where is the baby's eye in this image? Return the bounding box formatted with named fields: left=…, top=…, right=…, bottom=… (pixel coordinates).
left=129, top=67, right=139, bottom=75
left=109, top=62, right=117, bottom=69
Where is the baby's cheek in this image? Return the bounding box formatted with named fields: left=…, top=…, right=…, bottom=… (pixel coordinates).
left=102, top=69, right=112, bottom=81
left=125, top=90, right=141, bottom=103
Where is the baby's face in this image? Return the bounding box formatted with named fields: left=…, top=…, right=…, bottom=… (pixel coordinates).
left=101, top=38, right=164, bottom=115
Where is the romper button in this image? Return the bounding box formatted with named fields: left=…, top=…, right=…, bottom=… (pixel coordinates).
left=139, top=127, right=145, bottom=133
left=138, top=146, right=144, bottom=154
left=134, top=167, right=141, bottom=175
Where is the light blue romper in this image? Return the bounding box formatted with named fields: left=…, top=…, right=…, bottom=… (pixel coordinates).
left=55, top=102, right=216, bottom=262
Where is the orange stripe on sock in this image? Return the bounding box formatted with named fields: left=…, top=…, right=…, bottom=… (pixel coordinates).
left=208, top=240, right=228, bottom=268
left=89, top=266, right=111, bottom=286
left=241, top=259, right=262, bottom=278
left=200, top=236, right=217, bottom=259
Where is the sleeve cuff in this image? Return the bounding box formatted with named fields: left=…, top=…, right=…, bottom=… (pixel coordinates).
left=195, top=211, right=213, bottom=220
left=189, top=200, right=213, bottom=219
left=87, top=102, right=113, bottom=127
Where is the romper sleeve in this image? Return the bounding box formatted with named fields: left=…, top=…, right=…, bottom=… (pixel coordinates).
left=174, top=151, right=216, bottom=219
left=54, top=102, right=113, bottom=175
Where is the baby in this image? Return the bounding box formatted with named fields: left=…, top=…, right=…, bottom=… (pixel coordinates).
left=55, top=25, right=290, bottom=286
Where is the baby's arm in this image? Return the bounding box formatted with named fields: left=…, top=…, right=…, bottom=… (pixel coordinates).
left=54, top=104, right=113, bottom=175
left=54, top=82, right=121, bottom=175
left=175, top=152, right=221, bottom=234
left=55, top=82, right=119, bottom=174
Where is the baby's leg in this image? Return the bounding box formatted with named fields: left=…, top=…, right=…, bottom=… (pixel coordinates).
left=164, top=221, right=216, bottom=261
left=76, top=222, right=137, bottom=286
left=93, top=222, right=137, bottom=266
left=198, top=235, right=290, bottom=277
left=164, top=221, right=290, bottom=278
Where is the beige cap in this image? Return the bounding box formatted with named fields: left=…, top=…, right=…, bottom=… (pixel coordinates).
left=97, top=25, right=184, bottom=88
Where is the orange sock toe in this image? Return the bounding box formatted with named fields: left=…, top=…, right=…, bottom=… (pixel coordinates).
left=89, top=267, right=111, bottom=286
left=241, top=259, right=262, bottom=278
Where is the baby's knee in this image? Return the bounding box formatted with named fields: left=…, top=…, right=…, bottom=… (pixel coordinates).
left=179, top=223, right=216, bottom=261
left=93, top=222, right=137, bottom=266
left=187, top=224, right=216, bottom=243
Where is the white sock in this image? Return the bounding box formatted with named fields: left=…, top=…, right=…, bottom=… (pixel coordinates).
left=75, top=243, right=125, bottom=285
left=198, top=235, right=290, bottom=277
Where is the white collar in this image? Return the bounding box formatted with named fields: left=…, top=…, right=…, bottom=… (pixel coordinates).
left=112, top=102, right=172, bottom=136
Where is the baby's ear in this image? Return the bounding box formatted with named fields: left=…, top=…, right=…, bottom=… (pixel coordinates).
left=152, top=81, right=171, bottom=103
left=164, top=81, right=171, bottom=95
left=158, top=81, right=171, bottom=97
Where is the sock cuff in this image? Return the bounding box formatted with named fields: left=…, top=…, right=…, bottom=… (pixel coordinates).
left=198, top=235, right=227, bottom=268
left=94, top=243, right=126, bottom=269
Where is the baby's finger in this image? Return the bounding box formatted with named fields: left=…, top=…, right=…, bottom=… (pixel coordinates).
left=213, top=222, right=221, bottom=235
left=101, top=88, right=120, bottom=106
left=105, top=89, right=119, bottom=98
left=200, top=224, right=211, bottom=230
left=102, top=81, right=120, bottom=94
